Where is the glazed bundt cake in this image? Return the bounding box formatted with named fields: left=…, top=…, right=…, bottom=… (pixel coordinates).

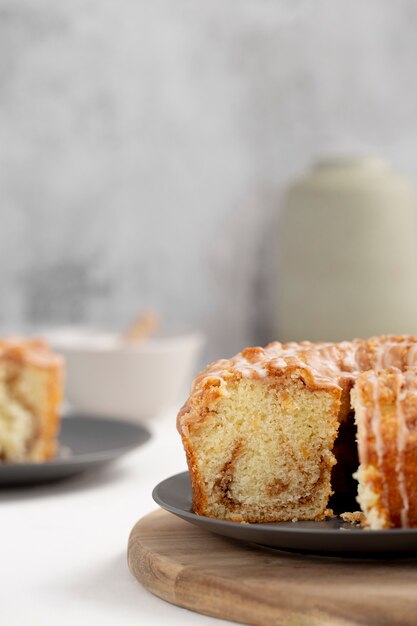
left=0, top=338, right=63, bottom=462
left=177, top=335, right=417, bottom=529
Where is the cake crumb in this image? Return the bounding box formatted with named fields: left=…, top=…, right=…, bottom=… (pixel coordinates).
left=340, top=511, right=365, bottom=526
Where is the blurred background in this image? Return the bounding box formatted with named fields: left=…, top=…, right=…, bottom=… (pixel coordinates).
left=2, top=0, right=417, bottom=366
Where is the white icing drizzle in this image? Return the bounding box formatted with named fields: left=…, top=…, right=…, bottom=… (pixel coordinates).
left=407, top=344, right=417, bottom=367
left=192, top=336, right=417, bottom=404
left=396, top=373, right=410, bottom=528
left=376, top=337, right=417, bottom=371
left=234, top=359, right=268, bottom=378
left=357, top=382, right=369, bottom=466
left=270, top=356, right=289, bottom=369
left=374, top=338, right=409, bottom=371
left=375, top=344, right=386, bottom=370
left=370, top=372, right=388, bottom=504
left=341, top=342, right=358, bottom=372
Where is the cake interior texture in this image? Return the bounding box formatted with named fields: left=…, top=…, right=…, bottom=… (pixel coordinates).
left=0, top=339, right=63, bottom=463
left=178, top=337, right=417, bottom=529
left=186, top=377, right=340, bottom=522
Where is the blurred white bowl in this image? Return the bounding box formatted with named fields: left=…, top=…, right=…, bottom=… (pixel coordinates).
left=45, top=328, right=204, bottom=422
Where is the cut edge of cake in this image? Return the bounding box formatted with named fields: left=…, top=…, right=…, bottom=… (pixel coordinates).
left=178, top=353, right=343, bottom=523
left=0, top=338, right=63, bottom=463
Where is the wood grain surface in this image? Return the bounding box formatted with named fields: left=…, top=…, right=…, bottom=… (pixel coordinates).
left=127, top=509, right=417, bottom=626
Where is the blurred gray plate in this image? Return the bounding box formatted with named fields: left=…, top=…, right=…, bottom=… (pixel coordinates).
left=0, top=415, right=151, bottom=486
left=153, top=472, right=417, bottom=557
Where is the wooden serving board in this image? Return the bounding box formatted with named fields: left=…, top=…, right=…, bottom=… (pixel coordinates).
left=128, top=509, right=417, bottom=626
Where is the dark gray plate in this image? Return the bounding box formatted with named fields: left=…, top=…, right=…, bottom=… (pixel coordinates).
left=153, top=472, right=417, bottom=557
left=0, top=415, right=151, bottom=486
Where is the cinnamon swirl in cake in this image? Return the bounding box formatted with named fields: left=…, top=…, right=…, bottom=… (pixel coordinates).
left=177, top=335, right=417, bottom=529
left=0, top=338, right=63, bottom=462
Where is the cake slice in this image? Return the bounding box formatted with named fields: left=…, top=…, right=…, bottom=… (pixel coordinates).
left=0, top=338, right=63, bottom=462
left=352, top=367, right=417, bottom=529
left=178, top=345, right=343, bottom=523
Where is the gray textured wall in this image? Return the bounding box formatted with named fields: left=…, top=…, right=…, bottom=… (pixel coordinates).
left=1, top=0, right=417, bottom=361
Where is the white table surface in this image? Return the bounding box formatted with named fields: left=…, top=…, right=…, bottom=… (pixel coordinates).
left=2, top=411, right=231, bottom=626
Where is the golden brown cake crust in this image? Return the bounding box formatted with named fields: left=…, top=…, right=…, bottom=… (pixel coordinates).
left=0, top=337, right=63, bottom=369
